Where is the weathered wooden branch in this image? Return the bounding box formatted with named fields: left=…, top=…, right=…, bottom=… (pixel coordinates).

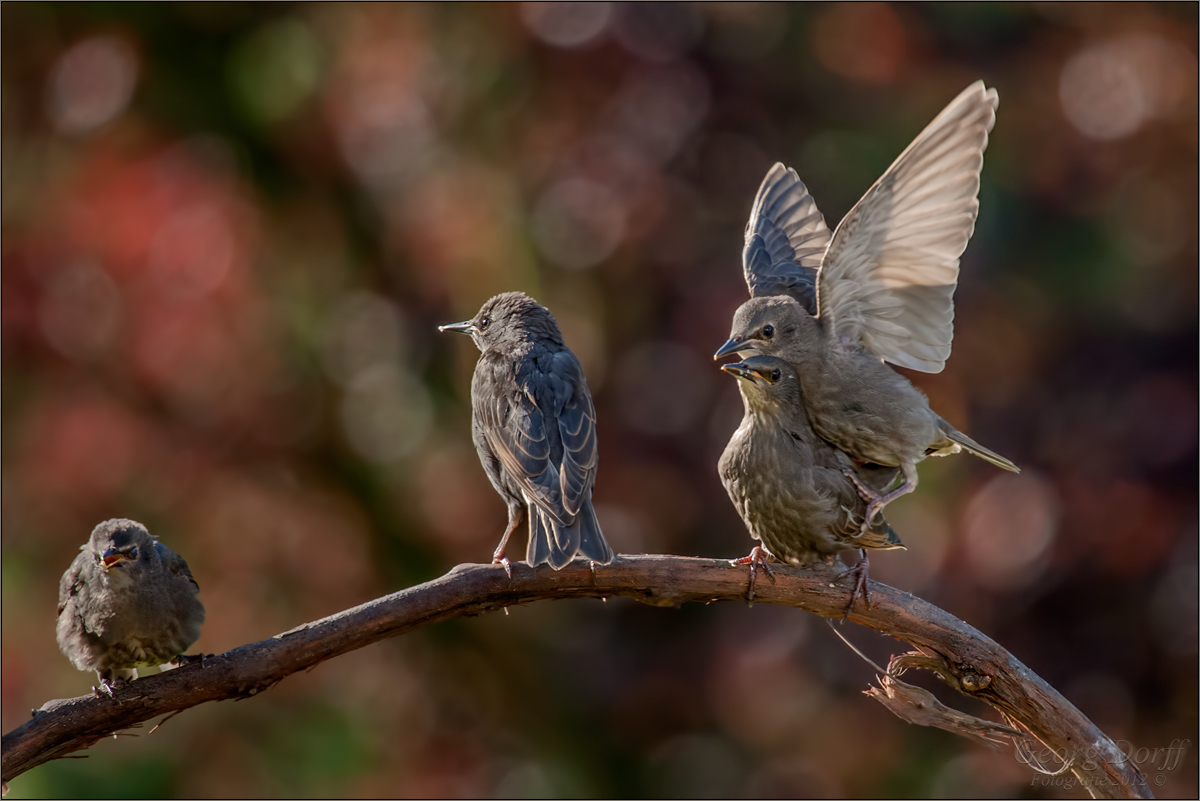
left=1, top=555, right=1151, bottom=798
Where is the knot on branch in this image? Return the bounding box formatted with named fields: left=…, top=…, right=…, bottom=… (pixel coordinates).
left=890, top=652, right=993, bottom=694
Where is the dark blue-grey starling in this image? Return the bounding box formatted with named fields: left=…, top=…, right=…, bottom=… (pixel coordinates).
left=715, top=82, right=1018, bottom=533
left=56, top=519, right=205, bottom=697
left=439, top=292, right=614, bottom=572
left=719, top=355, right=905, bottom=612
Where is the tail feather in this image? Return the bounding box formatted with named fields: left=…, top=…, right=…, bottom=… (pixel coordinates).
left=860, top=514, right=905, bottom=552
left=526, top=508, right=554, bottom=567
left=937, top=418, right=1020, bottom=473
left=551, top=507, right=582, bottom=564
left=528, top=508, right=573, bottom=569
left=575, top=500, right=614, bottom=565
left=526, top=498, right=614, bottom=570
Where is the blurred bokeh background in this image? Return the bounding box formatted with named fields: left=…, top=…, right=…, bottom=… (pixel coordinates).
left=2, top=3, right=1196, bottom=798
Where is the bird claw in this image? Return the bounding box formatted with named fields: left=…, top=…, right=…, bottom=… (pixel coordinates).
left=842, top=468, right=917, bottom=537
left=836, top=551, right=872, bottom=619
left=840, top=469, right=895, bottom=536
left=493, top=555, right=513, bottom=578
left=92, top=677, right=124, bottom=700
left=859, top=501, right=886, bottom=537
left=730, top=545, right=776, bottom=603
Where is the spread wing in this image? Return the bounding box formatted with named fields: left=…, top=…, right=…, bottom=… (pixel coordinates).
left=816, top=81, right=999, bottom=373
left=742, top=163, right=832, bottom=313
left=479, top=351, right=597, bottom=525
left=155, top=541, right=200, bottom=591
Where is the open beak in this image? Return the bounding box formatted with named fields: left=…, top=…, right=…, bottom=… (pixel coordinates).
left=714, top=337, right=752, bottom=360
left=437, top=320, right=475, bottom=335
left=100, top=549, right=128, bottom=569
left=720, top=362, right=753, bottom=380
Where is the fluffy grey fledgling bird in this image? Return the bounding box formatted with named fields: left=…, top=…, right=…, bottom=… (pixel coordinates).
left=715, top=82, right=1019, bottom=532
left=56, top=519, right=205, bottom=697
left=439, top=292, right=615, bottom=572
left=719, top=355, right=904, bottom=612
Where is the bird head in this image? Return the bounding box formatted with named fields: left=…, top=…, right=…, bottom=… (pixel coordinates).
left=720, top=354, right=796, bottom=386
left=714, top=295, right=810, bottom=360
left=87, top=519, right=159, bottom=586
left=720, top=354, right=803, bottom=413
left=438, top=291, right=563, bottom=352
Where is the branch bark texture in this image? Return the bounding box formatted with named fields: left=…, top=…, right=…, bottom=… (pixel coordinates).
left=1, top=555, right=1151, bottom=798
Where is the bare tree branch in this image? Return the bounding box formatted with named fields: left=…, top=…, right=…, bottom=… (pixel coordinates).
left=1, top=555, right=1151, bottom=798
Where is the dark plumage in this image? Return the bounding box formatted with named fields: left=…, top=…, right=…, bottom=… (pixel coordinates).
left=56, top=519, right=205, bottom=697
left=716, top=83, right=1018, bottom=531
left=718, top=356, right=904, bottom=611
left=439, top=292, right=614, bottom=571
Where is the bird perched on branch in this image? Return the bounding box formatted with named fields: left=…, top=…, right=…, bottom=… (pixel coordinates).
left=715, top=81, right=1019, bottom=530
left=440, top=292, right=614, bottom=572
left=56, top=519, right=205, bottom=697
left=719, top=355, right=904, bottom=612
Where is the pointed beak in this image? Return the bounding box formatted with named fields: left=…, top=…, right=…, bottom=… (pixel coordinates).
left=720, top=362, right=753, bottom=380
left=714, top=337, right=751, bottom=360
left=100, top=549, right=127, bottom=569
left=438, top=320, right=475, bottom=335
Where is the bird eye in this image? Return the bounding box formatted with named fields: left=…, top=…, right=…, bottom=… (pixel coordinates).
left=771, top=369, right=781, bottom=381
left=762, top=324, right=774, bottom=339
left=128, top=546, right=138, bottom=559
left=479, top=317, right=490, bottom=330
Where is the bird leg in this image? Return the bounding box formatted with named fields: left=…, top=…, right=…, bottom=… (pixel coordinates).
left=730, top=545, right=777, bottom=603
left=93, top=680, right=118, bottom=699
left=842, top=462, right=919, bottom=536
left=92, top=671, right=131, bottom=700
left=492, top=506, right=524, bottom=578
left=836, top=549, right=872, bottom=618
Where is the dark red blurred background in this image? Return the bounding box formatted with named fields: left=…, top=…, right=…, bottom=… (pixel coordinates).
left=2, top=3, right=1196, bottom=798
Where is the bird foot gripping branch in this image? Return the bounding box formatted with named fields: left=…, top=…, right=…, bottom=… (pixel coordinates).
left=835, top=551, right=872, bottom=618
left=729, top=545, right=776, bottom=603
left=91, top=677, right=125, bottom=701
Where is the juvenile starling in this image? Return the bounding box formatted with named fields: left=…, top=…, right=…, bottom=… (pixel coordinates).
left=439, top=291, right=614, bottom=571
left=716, top=82, right=1019, bottom=531
left=718, top=355, right=904, bottom=611
left=56, top=519, right=205, bottom=697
